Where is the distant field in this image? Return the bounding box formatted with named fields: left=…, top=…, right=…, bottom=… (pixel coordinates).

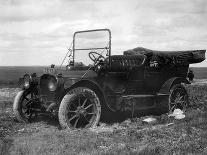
left=191, top=67, right=207, bottom=79
left=0, top=66, right=45, bottom=80
left=0, top=66, right=206, bottom=87
left=0, top=66, right=45, bottom=86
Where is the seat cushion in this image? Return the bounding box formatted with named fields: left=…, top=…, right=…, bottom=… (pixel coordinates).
left=108, top=55, right=146, bottom=72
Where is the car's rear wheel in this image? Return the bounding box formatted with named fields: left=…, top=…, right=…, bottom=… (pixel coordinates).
left=58, top=87, right=101, bottom=129
left=13, top=90, right=36, bottom=123
left=169, top=84, right=189, bottom=113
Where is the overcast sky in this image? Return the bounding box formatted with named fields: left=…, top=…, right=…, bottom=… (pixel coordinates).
left=0, top=0, right=206, bottom=67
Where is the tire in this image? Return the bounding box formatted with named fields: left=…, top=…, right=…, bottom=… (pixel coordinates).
left=13, top=90, right=34, bottom=123
left=58, top=87, right=101, bottom=129
left=168, top=84, right=189, bottom=113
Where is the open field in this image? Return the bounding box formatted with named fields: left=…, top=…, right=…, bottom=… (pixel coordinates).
left=1, top=80, right=207, bottom=154
left=0, top=66, right=45, bottom=87
left=0, top=66, right=206, bottom=87
left=0, top=66, right=90, bottom=88
left=192, top=67, right=207, bottom=79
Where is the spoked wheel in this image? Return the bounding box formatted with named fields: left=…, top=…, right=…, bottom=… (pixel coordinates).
left=58, top=87, right=101, bottom=129
left=13, top=90, right=37, bottom=122
left=169, top=84, right=189, bottom=113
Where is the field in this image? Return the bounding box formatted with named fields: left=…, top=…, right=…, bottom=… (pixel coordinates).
left=0, top=66, right=45, bottom=87
left=0, top=66, right=206, bottom=84
left=191, top=67, right=207, bottom=79
left=1, top=67, right=207, bottom=154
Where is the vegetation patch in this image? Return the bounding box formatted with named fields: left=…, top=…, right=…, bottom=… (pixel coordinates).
left=1, top=81, right=207, bottom=154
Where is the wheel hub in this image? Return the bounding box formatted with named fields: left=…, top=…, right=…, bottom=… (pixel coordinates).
left=76, top=106, right=87, bottom=116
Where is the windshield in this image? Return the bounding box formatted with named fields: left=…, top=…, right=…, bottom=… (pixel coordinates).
left=73, top=29, right=111, bottom=66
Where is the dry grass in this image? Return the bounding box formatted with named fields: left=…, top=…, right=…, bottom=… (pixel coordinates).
left=1, top=81, right=207, bottom=155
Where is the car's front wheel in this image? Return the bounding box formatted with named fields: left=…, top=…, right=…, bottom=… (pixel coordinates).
left=13, top=90, right=36, bottom=123
left=58, top=87, right=101, bottom=129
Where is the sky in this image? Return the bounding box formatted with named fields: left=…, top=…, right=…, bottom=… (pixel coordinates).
left=0, top=0, right=206, bottom=67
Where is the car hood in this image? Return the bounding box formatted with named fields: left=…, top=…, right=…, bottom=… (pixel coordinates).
left=61, top=70, right=98, bottom=89
left=61, top=70, right=97, bottom=79
left=39, top=69, right=98, bottom=90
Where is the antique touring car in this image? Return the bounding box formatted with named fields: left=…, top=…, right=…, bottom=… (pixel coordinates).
left=13, top=29, right=206, bottom=129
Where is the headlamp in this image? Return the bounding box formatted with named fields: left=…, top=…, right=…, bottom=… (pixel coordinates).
left=48, top=76, right=57, bottom=91
left=23, top=74, right=31, bottom=89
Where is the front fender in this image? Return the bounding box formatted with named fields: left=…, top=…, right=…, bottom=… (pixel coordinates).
left=64, top=79, right=114, bottom=112
left=159, top=77, right=190, bottom=93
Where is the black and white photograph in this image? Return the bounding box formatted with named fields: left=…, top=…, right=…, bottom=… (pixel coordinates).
left=0, top=0, right=207, bottom=154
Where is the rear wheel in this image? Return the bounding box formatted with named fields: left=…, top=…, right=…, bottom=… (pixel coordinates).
left=58, top=87, right=101, bottom=129
left=13, top=90, right=36, bottom=122
left=169, top=84, right=189, bottom=113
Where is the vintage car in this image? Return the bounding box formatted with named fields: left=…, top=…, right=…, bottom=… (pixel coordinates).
left=13, top=29, right=206, bottom=129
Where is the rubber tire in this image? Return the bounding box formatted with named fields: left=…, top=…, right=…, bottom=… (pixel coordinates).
left=58, top=87, right=101, bottom=129
left=13, top=90, right=29, bottom=123
left=168, top=84, right=189, bottom=113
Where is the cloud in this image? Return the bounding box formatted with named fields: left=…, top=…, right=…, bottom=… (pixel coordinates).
left=0, top=0, right=206, bottom=66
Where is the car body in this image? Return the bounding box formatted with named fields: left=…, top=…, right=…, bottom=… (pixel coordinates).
left=13, top=29, right=206, bottom=129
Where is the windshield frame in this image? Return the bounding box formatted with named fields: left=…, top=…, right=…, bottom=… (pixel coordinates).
left=72, top=29, right=111, bottom=65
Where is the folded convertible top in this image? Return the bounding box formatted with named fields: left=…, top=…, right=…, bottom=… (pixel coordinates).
left=124, top=47, right=206, bottom=65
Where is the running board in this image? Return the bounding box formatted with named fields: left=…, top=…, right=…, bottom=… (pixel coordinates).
left=118, top=93, right=169, bottom=112
left=122, top=93, right=168, bottom=99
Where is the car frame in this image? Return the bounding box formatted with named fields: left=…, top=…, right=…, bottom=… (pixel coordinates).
left=13, top=29, right=206, bottom=129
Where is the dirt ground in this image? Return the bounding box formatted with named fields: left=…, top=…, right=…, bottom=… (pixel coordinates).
left=1, top=81, right=207, bottom=155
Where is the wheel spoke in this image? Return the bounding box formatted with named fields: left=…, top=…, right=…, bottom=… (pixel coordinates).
left=24, top=101, right=32, bottom=107
left=178, top=96, right=184, bottom=101
left=68, top=114, right=77, bottom=122
left=22, top=103, right=31, bottom=113
left=25, top=109, right=29, bottom=113
left=68, top=110, right=76, bottom=113
left=22, top=108, right=28, bottom=114
left=171, top=105, right=176, bottom=111
left=24, top=97, right=29, bottom=101
left=82, top=98, right=88, bottom=108
left=87, top=112, right=95, bottom=115
left=176, top=95, right=186, bottom=104
left=24, top=109, right=32, bottom=117
left=85, top=104, right=93, bottom=110
left=74, top=117, right=80, bottom=128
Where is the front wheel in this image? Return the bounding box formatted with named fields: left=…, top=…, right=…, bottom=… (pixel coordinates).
left=58, top=87, right=101, bottom=129
left=13, top=90, right=36, bottom=123
left=169, top=84, right=189, bottom=113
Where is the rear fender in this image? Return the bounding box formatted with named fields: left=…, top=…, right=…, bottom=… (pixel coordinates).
left=159, top=77, right=190, bottom=94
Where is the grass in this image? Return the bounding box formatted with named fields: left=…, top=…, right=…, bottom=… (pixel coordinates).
left=1, top=81, right=207, bottom=154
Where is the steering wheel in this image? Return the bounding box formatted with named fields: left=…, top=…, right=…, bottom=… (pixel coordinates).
left=88, top=51, right=105, bottom=64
